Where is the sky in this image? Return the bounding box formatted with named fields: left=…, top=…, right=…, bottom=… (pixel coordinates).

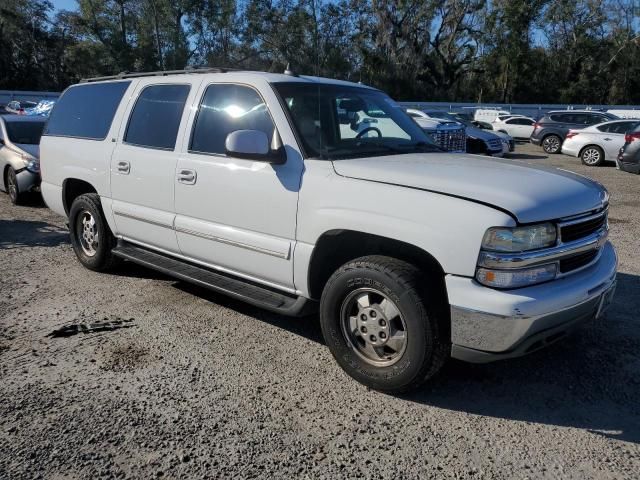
left=51, top=0, right=77, bottom=12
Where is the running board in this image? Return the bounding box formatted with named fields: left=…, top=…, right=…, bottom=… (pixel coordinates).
left=112, top=240, right=313, bottom=316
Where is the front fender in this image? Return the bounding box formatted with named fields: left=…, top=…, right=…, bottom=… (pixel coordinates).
left=296, top=160, right=515, bottom=291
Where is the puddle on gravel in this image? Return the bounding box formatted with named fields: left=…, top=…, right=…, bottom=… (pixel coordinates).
left=47, top=318, right=135, bottom=338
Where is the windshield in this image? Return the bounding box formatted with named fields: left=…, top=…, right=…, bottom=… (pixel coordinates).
left=273, top=83, right=439, bottom=159
left=5, top=121, right=46, bottom=144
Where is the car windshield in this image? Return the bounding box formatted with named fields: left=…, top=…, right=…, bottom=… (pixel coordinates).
left=273, top=83, right=439, bottom=159
left=5, top=121, right=46, bottom=144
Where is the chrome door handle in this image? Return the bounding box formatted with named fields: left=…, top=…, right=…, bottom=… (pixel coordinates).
left=116, top=161, right=130, bottom=174
left=177, top=169, right=197, bottom=185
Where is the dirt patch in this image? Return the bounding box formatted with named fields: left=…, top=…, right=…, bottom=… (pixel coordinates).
left=101, top=343, right=149, bottom=372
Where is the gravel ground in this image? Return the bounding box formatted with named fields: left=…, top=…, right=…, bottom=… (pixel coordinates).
left=1, top=143, right=639, bottom=479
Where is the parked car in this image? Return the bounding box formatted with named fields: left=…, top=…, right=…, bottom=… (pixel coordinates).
left=530, top=110, right=619, bottom=154
left=561, top=119, right=640, bottom=166
left=26, top=99, right=57, bottom=117
left=0, top=116, right=45, bottom=204
left=617, top=124, right=640, bottom=174
left=407, top=109, right=510, bottom=156
left=468, top=118, right=515, bottom=151
left=492, top=116, right=536, bottom=139
left=473, top=108, right=512, bottom=123
left=403, top=110, right=466, bottom=153
left=40, top=69, right=617, bottom=392
left=4, top=100, right=37, bottom=115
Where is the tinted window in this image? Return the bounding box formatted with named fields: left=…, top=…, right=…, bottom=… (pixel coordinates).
left=45, top=81, right=130, bottom=140
left=124, top=84, right=190, bottom=150
left=5, top=121, right=46, bottom=144
left=550, top=113, right=571, bottom=123
left=190, top=84, right=275, bottom=155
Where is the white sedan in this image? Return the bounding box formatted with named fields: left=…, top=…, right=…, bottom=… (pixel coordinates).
left=561, top=119, right=640, bottom=166
left=492, top=116, right=536, bottom=139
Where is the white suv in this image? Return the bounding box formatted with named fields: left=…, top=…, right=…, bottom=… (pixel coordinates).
left=40, top=68, right=617, bottom=392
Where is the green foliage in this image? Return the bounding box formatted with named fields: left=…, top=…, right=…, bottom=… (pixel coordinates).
left=0, top=0, right=638, bottom=103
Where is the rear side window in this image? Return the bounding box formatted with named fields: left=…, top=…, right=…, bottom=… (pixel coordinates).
left=44, top=81, right=130, bottom=140
left=190, top=84, right=275, bottom=155
left=124, top=84, right=190, bottom=150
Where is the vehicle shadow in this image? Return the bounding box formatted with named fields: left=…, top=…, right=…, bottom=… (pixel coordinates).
left=116, top=261, right=640, bottom=444
left=402, top=271, right=640, bottom=444
left=505, top=153, right=548, bottom=160
left=0, top=219, right=69, bottom=249
left=173, top=281, right=324, bottom=345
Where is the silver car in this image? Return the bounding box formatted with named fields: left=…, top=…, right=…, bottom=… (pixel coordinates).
left=0, top=116, right=46, bottom=204
left=561, top=119, right=640, bottom=166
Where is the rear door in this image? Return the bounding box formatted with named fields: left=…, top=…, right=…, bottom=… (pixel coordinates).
left=110, top=78, right=197, bottom=253
left=598, top=121, right=638, bottom=159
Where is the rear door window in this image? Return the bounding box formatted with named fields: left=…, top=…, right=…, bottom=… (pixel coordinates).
left=44, top=81, right=131, bottom=140
left=124, top=84, right=190, bottom=150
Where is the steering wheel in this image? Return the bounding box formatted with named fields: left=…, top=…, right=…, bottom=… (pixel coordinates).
left=356, top=127, right=382, bottom=139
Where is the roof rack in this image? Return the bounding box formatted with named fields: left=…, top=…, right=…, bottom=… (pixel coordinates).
left=80, top=66, right=243, bottom=83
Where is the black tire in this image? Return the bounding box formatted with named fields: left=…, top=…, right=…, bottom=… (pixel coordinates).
left=319, top=255, right=449, bottom=393
left=542, top=134, right=562, bottom=154
left=6, top=167, right=24, bottom=205
left=69, top=193, right=119, bottom=272
left=580, top=145, right=604, bottom=167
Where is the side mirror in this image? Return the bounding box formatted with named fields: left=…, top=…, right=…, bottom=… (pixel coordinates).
left=225, top=129, right=285, bottom=164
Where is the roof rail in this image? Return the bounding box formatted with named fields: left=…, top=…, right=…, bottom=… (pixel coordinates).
left=80, top=66, right=243, bottom=83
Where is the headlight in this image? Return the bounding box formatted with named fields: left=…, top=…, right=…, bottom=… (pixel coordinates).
left=26, top=159, right=40, bottom=173
left=481, top=223, right=556, bottom=252
left=476, top=264, right=557, bottom=289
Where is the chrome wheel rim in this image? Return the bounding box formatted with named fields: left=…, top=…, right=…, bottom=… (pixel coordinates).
left=76, top=210, right=99, bottom=257
left=7, top=169, right=17, bottom=202
left=583, top=148, right=601, bottom=165
left=340, top=288, right=407, bottom=367
left=543, top=136, right=560, bottom=153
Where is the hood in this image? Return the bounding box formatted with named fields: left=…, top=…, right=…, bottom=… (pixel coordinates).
left=332, top=154, right=607, bottom=224
left=465, top=125, right=504, bottom=141
left=13, top=143, right=40, bottom=159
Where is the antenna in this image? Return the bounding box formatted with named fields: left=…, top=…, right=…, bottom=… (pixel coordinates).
left=284, top=63, right=297, bottom=77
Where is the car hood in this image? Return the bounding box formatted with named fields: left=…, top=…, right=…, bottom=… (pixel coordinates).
left=332, top=154, right=607, bottom=223
left=13, top=143, right=40, bottom=159
left=465, top=126, right=502, bottom=141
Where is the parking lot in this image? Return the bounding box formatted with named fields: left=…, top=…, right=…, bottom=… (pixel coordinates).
left=0, top=142, right=639, bottom=479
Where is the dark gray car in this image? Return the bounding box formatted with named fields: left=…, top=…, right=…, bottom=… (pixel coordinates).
left=530, top=110, right=618, bottom=154
left=617, top=123, right=640, bottom=174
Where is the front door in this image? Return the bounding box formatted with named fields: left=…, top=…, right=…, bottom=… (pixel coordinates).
left=174, top=81, right=303, bottom=290
left=110, top=81, right=195, bottom=253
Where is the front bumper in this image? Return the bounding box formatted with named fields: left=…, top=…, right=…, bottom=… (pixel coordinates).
left=530, top=136, right=542, bottom=146
left=16, top=168, right=41, bottom=193
left=447, top=241, right=617, bottom=363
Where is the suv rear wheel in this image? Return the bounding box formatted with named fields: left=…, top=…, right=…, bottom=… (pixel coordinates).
left=69, top=193, right=119, bottom=271
left=319, top=255, right=449, bottom=393
left=580, top=145, right=604, bottom=166
left=542, top=134, right=562, bottom=154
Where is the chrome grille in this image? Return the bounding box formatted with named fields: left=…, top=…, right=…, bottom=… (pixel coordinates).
left=433, top=127, right=466, bottom=153
left=560, top=210, right=607, bottom=243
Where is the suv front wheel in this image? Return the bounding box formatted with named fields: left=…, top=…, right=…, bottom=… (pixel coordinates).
left=319, top=255, right=449, bottom=393
left=69, top=193, right=119, bottom=272
left=542, top=134, right=562, bottom=154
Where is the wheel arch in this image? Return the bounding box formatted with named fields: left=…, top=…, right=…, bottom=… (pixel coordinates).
left=307, top=230, right=447, bottom=302
left=62, top=178, right=98, bottom=215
